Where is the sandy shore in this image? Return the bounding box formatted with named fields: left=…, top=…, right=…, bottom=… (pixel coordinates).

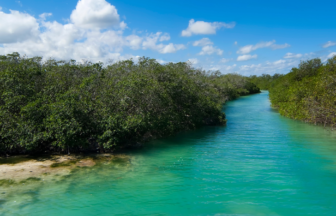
left=0, top=154, right=131, bottom=184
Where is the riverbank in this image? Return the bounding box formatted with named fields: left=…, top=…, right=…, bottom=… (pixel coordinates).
left=0, top=154, right=131, bottom=184
left=2, top=91, right=336, bottom=215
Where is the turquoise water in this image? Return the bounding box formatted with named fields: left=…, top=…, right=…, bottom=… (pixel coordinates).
left=2, top=91, right=336, bottom=215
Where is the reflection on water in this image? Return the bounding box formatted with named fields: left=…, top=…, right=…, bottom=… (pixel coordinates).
left=1, top=91, right=336, bottom=215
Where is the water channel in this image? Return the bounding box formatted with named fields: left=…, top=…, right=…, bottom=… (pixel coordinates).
left=1, top=91, right=336, bottom=215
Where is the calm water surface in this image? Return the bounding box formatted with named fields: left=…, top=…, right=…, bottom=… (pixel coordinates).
left=1, top=91, right=336, bottom=215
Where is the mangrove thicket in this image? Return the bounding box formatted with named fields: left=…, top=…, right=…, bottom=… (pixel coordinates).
left=0, top=53, right=260, bottom=155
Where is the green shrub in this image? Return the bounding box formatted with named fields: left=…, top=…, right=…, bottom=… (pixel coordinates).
left=269, top=57, right=336, bottom=127
left=0, top=53, right=260, bottom=154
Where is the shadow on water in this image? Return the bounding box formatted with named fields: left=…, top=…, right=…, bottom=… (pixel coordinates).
left=0, top=198, right=6, bottom=208
left=0, top=156, right=35, bottom=165
left=0, top=154, right=67, bottom=165
left=120, top=125, right=227, bottom=156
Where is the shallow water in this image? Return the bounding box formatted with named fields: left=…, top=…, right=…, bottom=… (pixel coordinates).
left=1, top=91, right=336, bottom=216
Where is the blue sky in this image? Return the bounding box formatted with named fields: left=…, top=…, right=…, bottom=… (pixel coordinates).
left=0, top=0, right=335, bottom=75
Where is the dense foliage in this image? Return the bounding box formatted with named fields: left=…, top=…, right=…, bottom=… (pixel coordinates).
left=268, top=57, right=336, bottom=128
left=249, top=73, right=284, bottom=90
left=0, top=53, right=260, bottom=155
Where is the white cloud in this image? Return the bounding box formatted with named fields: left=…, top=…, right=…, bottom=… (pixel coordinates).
left=271, top=43, right=290, bottom=50
left=0, top=3, right=186, bottom=62
left=119, top=21, right=127, bottom=30
left=39, top=13, right=52, bottom=20
left=188, top=58, right=198, bottom=65
left=237, top=54, right=257, bottom=61
left=284, top=52, right=302, bottom=59
left=237, top=40, right=290, bottom=54
left=323, top=41, right=336, bottom=48
left=273, top=59, right=286, bottom=65
left=193, top=38, right=213, bottom=46
left=156, top=59, right=166, bottom=64
left=220, top=58, right=232, bottom=63
left=159, top=33, right=170, bottom=42
left=142, top=32, right=185, bottom=54
left=181, top=19, right=235, bottom=37
left=225, top=64, right=236, bottom=70
left=161, top=43, right=185, bottom=54
left=199, top=45, right=223, bottom=55
left=0, top=10, right=39, bottom=43
left=327, top=52, right=336, bottom=59
left=234, top=41, right=238, bottom=45
left=237, top=59, right=298, bottom=75
left=193, top=38, right=222, bottom=56
left=70, top=0, right=120, bottom=29
left=204, top=63, right=237, bottom=73
left=240, top=64, right=262, bottom=71
left=126, top=35, right=142, bottom=50
left=237, top=41, right=273, bottom=54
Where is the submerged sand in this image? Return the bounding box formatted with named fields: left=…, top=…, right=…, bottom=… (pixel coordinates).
left=0, top=154, right=131, bottom=183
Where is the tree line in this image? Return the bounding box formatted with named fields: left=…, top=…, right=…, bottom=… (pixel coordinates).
left=250, top=56, right=336, bottom=129
left=0, top=53, right=260, bottom=155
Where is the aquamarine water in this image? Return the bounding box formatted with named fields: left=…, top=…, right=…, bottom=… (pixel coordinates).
left=1, top=91, right=336, bottom=215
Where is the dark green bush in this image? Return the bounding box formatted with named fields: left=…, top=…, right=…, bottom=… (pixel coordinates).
left=269, top=57, right=336, bottom=127
left=249, top=73, right=284, bottom=90
left=0, top=53, right=260, bottom=155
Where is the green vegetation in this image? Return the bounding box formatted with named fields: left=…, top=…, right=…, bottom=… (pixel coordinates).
left=267, top=57, right=336, bottom=128
left=0, top=53, right=260, bottom=155
left=249, top=73, right=284, bottom=90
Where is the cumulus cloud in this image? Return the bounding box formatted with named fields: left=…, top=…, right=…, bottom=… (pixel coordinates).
left=271, top=43, right=290, bottom=50
left=237, top=59, right=299, bottom=75
left=240, top=64, right=262, bottom=71
left=0, top=10, right=39, bottom=43
left=188, top=58, right=198, bottom=65
left=327, top=52, right=336, bottom=58
left=159, top=33, right=170, bottom=42
left=237, top=40, right=290, bottom=54
left=237, top=54, right=257, bottom=61
left=273, top=59, right=286, bottom=65
left=39, top=13, right=52, bottom=20
left=181, top=19, right=235, bottom=37
left=119, top=21, right=127, bottom=30
left=193, top=38, right=213, bottom=46
left=220, top=58, right=232, bottom=63
left=156, top=59, right=166, bottom=64
left=225, top=64, right=236, bottom=70
left=199, top=45, right=223, bottom=55
left=0, top=1, right=186, bottom=62
left=323, top=41, right=336, bottom=48
left=284, top=53, right=302, bottom=59
left=126, top=35, right=142, bottom=50
left=202, top=63, right=237, bottom=74
left=142, top=32, right=185, bottom=54
left=70, top=0, right=120, bottom=29
left=161, top=43, right=186, bottom=54
left=192, top=38, right=222, bottom=56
